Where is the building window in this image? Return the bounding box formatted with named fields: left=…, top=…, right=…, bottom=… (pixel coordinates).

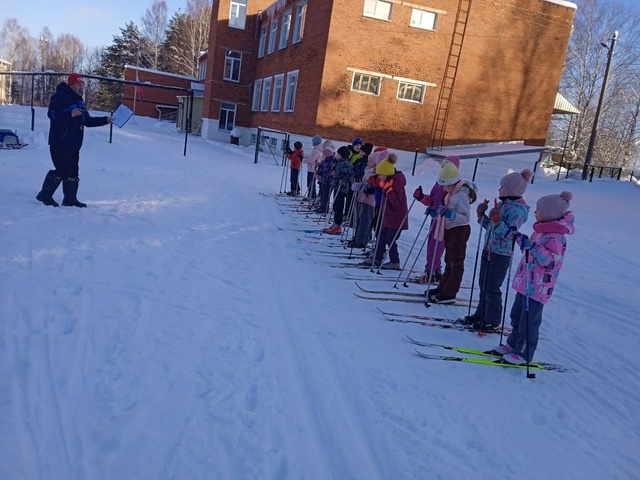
left=268, top=21, right=278, bottom=54
left=219, top=102, right=236, bottom=131
left=223, top=50, right=242, bottom=82
left=280, top=10, right=292, bottom=50
left=258, top=26, right=267, bottom=58
left=261, top=77, right=272, bottom=111
left=410, top=9, right=437, bottom=30
left=397, top=81, right=425, bottom=103
left=272, top=74, right=284, bottom=112
left=198, top=60, right=207, bottom=80
left=351, top=72, right=381, bottom=95
left=252, top=79, right=262, bottom=111
left=284, top=70, right=299, bottom=112
left=363, top=0, right=392, bottom=21
left=292, top=1, right=307, bottom=43
left=229, top=0, right=247, bottom=29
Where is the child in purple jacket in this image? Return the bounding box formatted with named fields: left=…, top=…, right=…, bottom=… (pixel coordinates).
left=496, top=191, right=575, bottom=365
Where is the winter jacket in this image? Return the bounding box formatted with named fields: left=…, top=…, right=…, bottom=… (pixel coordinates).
left=512, top=211, right=575, bottom=305
left=317, top=155, right=335, bottom=183
left=381, top=171, right=409, bottom=230
left=356, top=164, right=377, bottom=207
left=48, top=82, right=109, bottom=150
left=479, top=198, right=530, bottom=256
left=287, top=148, right=304, bottom=170
left=303, top=144, right=323, bottom=174
left=331, top=157, right=355, bottom=194
left=443, top=180, right=477, bottom=230
left=352, top=155, right=368, bottom=181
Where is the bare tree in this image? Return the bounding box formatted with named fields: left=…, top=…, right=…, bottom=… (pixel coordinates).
left=141, top=0, right=168, bottom=70
left=163, top=0, right=211, bottom=77
left=50, top=34, right=84, bottom=72
left=550, top=0, right=640, bottom=172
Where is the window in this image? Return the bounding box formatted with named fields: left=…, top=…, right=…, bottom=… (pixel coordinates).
left=268, top=21, right=278, bottom=54
left=284, top=70, right=299, bottom=112
left=198, top=60, right=207, bottom=80
left=229, top=0, right=247, bottom=29
left=252, top=79, right=262, bottom=111
left=258, top=26, right=267, bottom=58
left=272, top=74, right=284, bottom=111
left=292, top=1, right=307, bottom=43
left=363, top=0, right=392, bottom=21
left=410, top=9, right=437, bottom=30
left=397, top=81, right=425, bottom=103
left=218, top=102, right=236, bottom=131
left=223, top=50, right=242, bottom=82
left=351, top=72, right=381, bottom=95
left=261, top=77, right=272, bottom=111
left=279, top=11, right=292, bottom=49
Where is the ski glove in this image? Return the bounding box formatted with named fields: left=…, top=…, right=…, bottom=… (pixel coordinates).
left=518, top=234, right=535, bottom=251
left=476, top=199, right=489, bottom=217
left=439, top=205, right=456, bottom=221
left=425, top=207, right=437, bottom=217
left=413, top=186, right=425, bottom=202
left=351, top=182, right=362, bottom=192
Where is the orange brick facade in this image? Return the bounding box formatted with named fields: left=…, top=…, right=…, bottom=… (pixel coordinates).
left=202, top=0, right=576, bottom=151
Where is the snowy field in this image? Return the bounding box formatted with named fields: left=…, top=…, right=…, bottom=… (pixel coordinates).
left=1, top=113, right=639, bottom=480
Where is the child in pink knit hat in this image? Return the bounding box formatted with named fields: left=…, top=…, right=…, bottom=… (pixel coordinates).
left=496, top=191, right=575, bottom=365
left=464, top=168, right=534, bottom=332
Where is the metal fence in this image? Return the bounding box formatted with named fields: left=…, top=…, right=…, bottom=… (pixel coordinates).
left=0, top=71, right=195, bottom=155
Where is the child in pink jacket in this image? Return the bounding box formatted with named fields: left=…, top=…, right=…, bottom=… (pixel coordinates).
left=497, top=191, right=575, bottom=365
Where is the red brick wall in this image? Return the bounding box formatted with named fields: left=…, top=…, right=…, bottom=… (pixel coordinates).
left=123, top=67, right=194, bottom=118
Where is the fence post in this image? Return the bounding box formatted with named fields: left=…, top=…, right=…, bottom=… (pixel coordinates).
left=412, top=148, right=418, bottom=176
left=472, top=157, right=479, bottom=182
left=589, top=167, right=595, bottom=182
left=617, top=168, right=622, bottom=180
left=109, top=111, right=113, bottom=143
left=30, top=75, right=35, bottom=131
left=532, top=160, right=539, bottom=184
left=254, top=127, right=262, bottom=164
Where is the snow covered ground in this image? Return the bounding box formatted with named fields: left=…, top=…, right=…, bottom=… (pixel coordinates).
left=1, top=113, right=639, bottom=480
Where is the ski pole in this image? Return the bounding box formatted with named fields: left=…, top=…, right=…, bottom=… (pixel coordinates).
left=525, top=248, right=536, bottom=379
left=394, top=210, right=429, bottom=288
left=369, top=197, right=388, bottom=271
left=499, top=237, right=517, bottom=346
left=402, top=217, right=434, bottom=287
left=468, top=199, right=489, bottom=316
left=375, top=198, right=416, bottom=275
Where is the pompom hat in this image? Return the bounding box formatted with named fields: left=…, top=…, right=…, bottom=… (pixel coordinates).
left=536, top=191, right=573, bottom=222
left=376, top=159, right=395, bottom=176
left=437, top=162, right=461, bottom=186
left=68, top=73, right=85, bottom=86
left=322, top=147, right=335, bottom=157
left=312, top=135, right=323, bottom=146
left=500, top=169, right=534, bottom=196
left=441, top=155, right=461, bottom=169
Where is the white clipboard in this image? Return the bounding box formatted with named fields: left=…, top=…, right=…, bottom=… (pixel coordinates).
left=112, top=104, right=134, bottom=128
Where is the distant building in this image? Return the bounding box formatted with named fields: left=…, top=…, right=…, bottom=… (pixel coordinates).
left=0, top=58, right=11, bottom=105
left=199, top=0, right=577, bottom=151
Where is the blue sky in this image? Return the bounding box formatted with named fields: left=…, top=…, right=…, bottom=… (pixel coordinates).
left=4, top=0, right=187, bottom=48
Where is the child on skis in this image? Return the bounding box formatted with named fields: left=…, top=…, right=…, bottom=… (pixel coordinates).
left=322, top=146, right=354, bottom=235
left=427, top=162, right=477, bottom=304
left=371, top=157, right=409, bottom=269
left=315, top=147, right=336, bottom=214
left=463, top=169, right=533, bottom=332
left=286, top=141, right=304, bottom=195
left=303, top=135, right=323, bottom=199
left=496, top=191, right=575, bottom=365
left=413, top=155, right=461, bottom=283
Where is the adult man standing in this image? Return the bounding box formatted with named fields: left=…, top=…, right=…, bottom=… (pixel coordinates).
left=36, top=73, right=112, bottom=207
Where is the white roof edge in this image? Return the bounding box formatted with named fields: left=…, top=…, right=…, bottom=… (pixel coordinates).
left=541, top=0, right=577, bottom=10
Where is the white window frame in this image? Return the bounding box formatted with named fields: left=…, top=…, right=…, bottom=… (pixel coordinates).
left=218, top=102, right=236, bottom=131
left=351, top=72, right=382, bottom=96
left=198, top=60, right=207, bottom=80
left=261, top=77, right=273, bottom=112
left=258, top=26, right=267, bottom=58
left=271, top=74, right=285, bottom=112
left=229, top=0, right=247, bottom=29
left=223, top=50, right=242, bottom=82
left=363, top=0, right=392, bottom=21
left=283, top=70, right=299, bottom=112
left=279, top=10, right=292, bottom=50
left=252, top=79, right=262, bottom=111
left=397, top=81, right=425, bottom=104
left=410, top=8, right=437, bottom=30
left=292, top=1, right=307, bottom=43
left=268, top=21, right=278, bottom=54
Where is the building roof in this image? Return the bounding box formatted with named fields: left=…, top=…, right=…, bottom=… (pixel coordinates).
left=541, top=0, right=577, bottom=9
left=553, top=92, right=581, bottom=115
left=124, top=65, right=197, bottom=81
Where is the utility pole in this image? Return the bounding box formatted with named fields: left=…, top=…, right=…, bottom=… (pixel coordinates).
left=582, top=31, right=619, bottom=181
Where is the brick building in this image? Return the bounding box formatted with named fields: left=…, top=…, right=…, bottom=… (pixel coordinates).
left=201, top=0, right=577, bottom=151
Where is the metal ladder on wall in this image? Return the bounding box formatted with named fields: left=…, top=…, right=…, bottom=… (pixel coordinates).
left=430, top=0, right=473, bottom=151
